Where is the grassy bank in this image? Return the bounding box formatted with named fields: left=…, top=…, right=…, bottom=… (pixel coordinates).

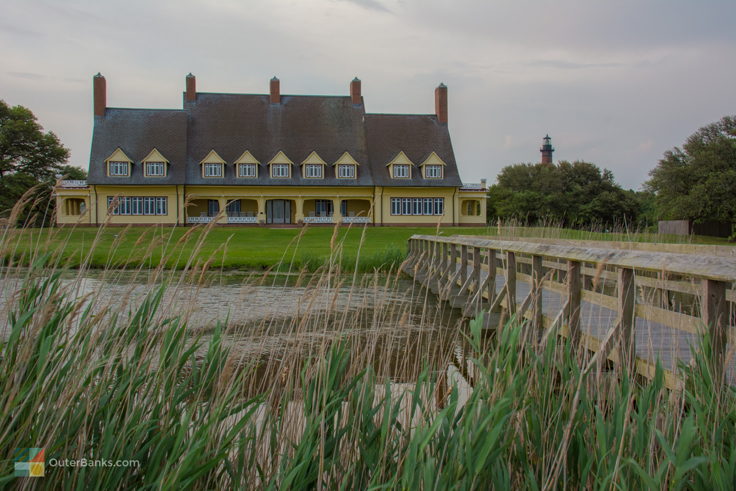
left=1, top=257, right=735, bottom=488
left=2, top=225, right=492, bottom=272
left=2, top=222, right=731, bottom=273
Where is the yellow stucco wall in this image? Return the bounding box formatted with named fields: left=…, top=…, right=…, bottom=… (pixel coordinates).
left=376, top=187, right=458, bottom=225
left=457, top=192, right=487, bottom=225
left=94, top=185, right=180, bottom=225
left=55, top=188, right=93, bottom=224
left=56, top=184, right=486, bottom=226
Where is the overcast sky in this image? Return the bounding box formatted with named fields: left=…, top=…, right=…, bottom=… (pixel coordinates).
left=2, top=0, right=735, bottom=189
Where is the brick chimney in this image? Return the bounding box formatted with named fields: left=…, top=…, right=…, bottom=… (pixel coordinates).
left=185, top=73, right=196, bottom=102
left=435, top=83, right=447, bottom=124
left=350, top=77, right=362, bottom=105
left=270, top=76, right=280, bottom=104
left=93, top=73, right=106, bottom=117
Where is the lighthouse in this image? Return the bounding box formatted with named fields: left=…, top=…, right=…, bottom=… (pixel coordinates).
left=540, top=134, right=554, bottom=164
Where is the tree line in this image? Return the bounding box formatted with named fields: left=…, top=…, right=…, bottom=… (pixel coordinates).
left=488, top=116, right=735, bottom=233
left=1, top=99, right=85, bottom=225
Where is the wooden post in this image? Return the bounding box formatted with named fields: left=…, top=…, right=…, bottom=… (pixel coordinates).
left=460, top=245, right=468, bottom=284
left=532, top=255, right=543, bottom=334
left=450, top=243, right=458, bottom=278
left=566, top=261, right=582, bottom=345
left=617, top=268, right=636, bottom=375
left=472, top=246, right=482, bottom=293
left=702, top=279, right=728, bottom=384
left=506, top=251, right=517, bottom=314
left=487, top=249, right=497, bottom=308
left=440, top=242, right=448, bottom=278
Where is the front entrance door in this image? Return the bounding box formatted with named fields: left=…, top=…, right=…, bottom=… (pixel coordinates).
left=266, top=199, right=291, bottom=224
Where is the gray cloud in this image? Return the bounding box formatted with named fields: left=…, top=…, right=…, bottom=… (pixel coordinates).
left=7, top=71, right=46, bottom=80
left=334, top=0, right=392, bottom=13
left=1, top=0, right=734, bottom=190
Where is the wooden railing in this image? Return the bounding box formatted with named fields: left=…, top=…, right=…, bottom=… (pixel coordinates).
left=404, top=235, right=736, bottom=388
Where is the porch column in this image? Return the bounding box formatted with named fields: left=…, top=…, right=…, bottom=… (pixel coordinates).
left=218, top=198, right=227, bottom=224
left=332, top=198, right=342, bottom=224
left=257, top=197, right=266, bottom=224
left=295, top=197, right=304, bottom=223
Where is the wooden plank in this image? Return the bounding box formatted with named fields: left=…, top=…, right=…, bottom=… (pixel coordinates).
left=635, top=304, right=702, bottom=335
left=581, top=289, right=618, bottom=310
left=517, top=272, right=533, bottom=284
left=636, top=275, right=699, bottom=296
left=542, top=279, right=567, bottom=295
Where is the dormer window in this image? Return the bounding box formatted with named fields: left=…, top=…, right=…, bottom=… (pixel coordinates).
left=304, top=164, right=323, bottom=178
left=387, top=151, right=414, bottom=179
left=301, top=151, right=326, bottom=179
left=145, top=162, right=166, bottom=177
left=238, top=163, right=257, bottom=178
left=200, top=149, right=226, bottom=178
left=234, top=150, right=259, bottom=178
left=393, top=164, right=410, bottom=178
left=268, top=151, right=294, bottom=178
left=420, top=152, right=446, bottom=179
left=108, top=161, right=130, bottom=176
left=142, top=149, right=169, bottom=178
left=204, top=163, right=223, bottom=177
left=271, top=164, right=290, bottom=178
left=105, top=147, right=133, bottom=177
left=424, top=165, right=442, bottom=178
left=334, top=151, right=360, bottom=180
left=337, top=164, right=356, bottom=178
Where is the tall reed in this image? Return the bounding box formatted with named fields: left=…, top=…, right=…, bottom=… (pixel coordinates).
left=1, top=210, right=734, bottom=488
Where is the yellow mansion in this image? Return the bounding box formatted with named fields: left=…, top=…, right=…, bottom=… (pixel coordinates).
left=55, top=74, right=487, bottom=226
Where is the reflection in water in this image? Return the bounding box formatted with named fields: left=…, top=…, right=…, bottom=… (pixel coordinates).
left=0, top=269, right=472, bottom=389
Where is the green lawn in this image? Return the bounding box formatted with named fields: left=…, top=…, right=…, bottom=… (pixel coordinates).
left=2, top=225, right=494, bottom=271
left=2, top=224, right=731, bottom=272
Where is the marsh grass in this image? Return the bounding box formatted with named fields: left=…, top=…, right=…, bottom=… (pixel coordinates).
left=1, top=206, right=735, bottom=488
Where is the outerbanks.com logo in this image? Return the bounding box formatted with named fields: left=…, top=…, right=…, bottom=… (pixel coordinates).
left=14, top=448, right=45, bottom=477
left=14, top=448, right=140, bottom=478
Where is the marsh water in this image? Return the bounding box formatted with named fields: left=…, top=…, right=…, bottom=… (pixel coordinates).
left=0, top=268, right=470, bottom=383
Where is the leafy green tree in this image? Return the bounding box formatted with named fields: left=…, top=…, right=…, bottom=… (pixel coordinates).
left=0, top=99, right=75, bottom=224
left=645, top=116, right=736, bottom=224
left=488, top=161, right=641, bottom=228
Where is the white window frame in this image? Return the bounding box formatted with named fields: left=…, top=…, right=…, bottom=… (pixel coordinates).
left=392, top=164, right=410, bottom=179
left=203, top=163, right=223, bottom=177
left=389, top=197, right=445, bottom=216
left=424, top=165, right=442, bottom=179
left=107, top=196, right=167, bottom=216
left=108, top=161, right=129, bottom=177
left=271, top=164, right=290, bottom=178
left=304, top=164, right=323, bottom=179
left=238, top=163, right=257, bottom=178
left=337, top=164, right=356, bottom=179
left=145, top=161, right=166, bottom=177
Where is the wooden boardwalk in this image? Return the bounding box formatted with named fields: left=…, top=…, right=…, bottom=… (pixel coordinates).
left=403, top=235, right=736, bottom=388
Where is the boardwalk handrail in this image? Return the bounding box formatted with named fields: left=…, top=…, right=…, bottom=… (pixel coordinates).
left=404, top=235, right=736, bottom=388
left=410, top=235, right=736, bottom=282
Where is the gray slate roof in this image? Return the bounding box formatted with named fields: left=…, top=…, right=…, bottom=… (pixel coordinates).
left=88, top=92, right=461, bottom=188
left=88, top=109, right=188, bottom=185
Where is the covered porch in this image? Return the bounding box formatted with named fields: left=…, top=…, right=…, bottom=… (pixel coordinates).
left=301, top=198, right=372, bottom=224
left=186, top=198, right=259, bottom=224
left=185, top=195, right=373, bottom=225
